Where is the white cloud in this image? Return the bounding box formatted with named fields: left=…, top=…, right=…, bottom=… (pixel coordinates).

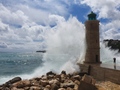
left=80, top=0, right=120, bottom=40
left=0, top=0, right=71, bottom=52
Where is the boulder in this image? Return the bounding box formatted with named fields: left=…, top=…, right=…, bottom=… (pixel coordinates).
left=82, top=74, right=92, bottom=84
left=30, top=79, right=39, bottom=86
left=13, top=80, right=31, bottom=88
left=45, top=85, right=51, bottom=89
left=74, top=80, right=80, bottom=85
left=61, top=82, right=75, bottom=88
left=67, top=87, right=73, bottom=90
left=61, top=71, right=66, bottom=75
left=9, top=77, right=22, bottom=84
left=29, top=86, right=41, bottom=90
left=58, top=88, right=66, bottom=90
left=4, top=77, right=22, bottom=87
left=72, top=75, right=81, bottom=81
left=46, top=71, right=56, bottom=76
left=78, top=81, right=97, bottom=90
left=51, top=83, right=59, bottom=90
left=11, top=87, right=24, bottom=90
left=40, top=80, right=49, bottom=87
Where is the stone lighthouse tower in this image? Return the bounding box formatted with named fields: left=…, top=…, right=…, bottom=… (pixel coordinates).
left=84, top=11, right=101, bottom=63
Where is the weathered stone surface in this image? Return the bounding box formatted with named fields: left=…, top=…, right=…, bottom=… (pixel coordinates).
left=74, top=80, right=80, bottom=85
left=40, top=80, right=49, bottom=87
left=82, top=74, right=92, bottom=84
left=46, top=71, right=56, bottom=76
left=11, top=87, right=24, bottom=90
left=30, top=79, right=39, bottom=86
left=61, top=82, right=75, bottom=88
left=24, top=86, right=30, bottom=90
left=3, top=77, right=22, bottom=87
left=58, top=88, right=66, bottom=90
left=51, top=83, right=59, bottom=90
left=29, top=86, right=41, bottom=90
left=61, top=71, right=66, bottom=75
left=78, top=81, right=97, bottom=90
left=72, top=75, right=81, bottom=81
left=13, top=80, right=31, bottom=88
left=45, top=85, right=51, bottom=89
left=9, top=77, right=22, bottom=84
left=67, top=87, right=73, bottom=90
left=1, top=71, right=98, bottom=90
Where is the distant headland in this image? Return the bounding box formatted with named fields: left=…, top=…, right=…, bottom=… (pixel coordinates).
left=36, top=50, right=46, bottom=53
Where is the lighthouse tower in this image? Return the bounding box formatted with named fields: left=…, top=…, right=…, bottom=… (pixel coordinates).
left=84, top=11, right=101, bottom=64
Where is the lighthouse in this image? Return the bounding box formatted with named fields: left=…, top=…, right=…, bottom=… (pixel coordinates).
left=84, top=11, right=101, bottom=64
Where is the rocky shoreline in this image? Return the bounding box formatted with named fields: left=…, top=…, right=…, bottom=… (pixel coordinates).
left=0, top=71, right=120, bottom=90
left=0, top=71, right=97, bottom=90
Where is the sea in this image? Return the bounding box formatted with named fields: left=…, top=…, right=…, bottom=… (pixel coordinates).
left=0, top=52, right=45, bottom=84
left=0, top=51, right=81, bottom=84
left=0, top=47, right=119, bottom=84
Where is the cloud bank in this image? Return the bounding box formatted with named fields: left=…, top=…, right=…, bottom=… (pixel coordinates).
left=0, top=0, right=119, bottom=52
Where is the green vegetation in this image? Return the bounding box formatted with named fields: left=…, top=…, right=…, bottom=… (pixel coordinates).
left=104, top=39, right=120, bottom=52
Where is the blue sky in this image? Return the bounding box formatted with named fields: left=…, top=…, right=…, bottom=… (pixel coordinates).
left=0, top=0, right=120, bottom=52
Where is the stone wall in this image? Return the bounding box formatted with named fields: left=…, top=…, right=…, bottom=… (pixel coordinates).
left=79, top=64, right=120, bottom=84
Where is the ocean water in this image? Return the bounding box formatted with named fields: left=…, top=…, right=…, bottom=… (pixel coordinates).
left=0, top=52, right=44, bottom=84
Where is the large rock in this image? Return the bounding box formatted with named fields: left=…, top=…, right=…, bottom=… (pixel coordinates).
left=40, top=80, right=49, bottom=87
left=29, top=86, right=41, bottom=90
left=61, top=82, right=75, bottom=88
left=46, top=71, right=56, bottom=76
left=61, top=71, right=66, bottom=75
left=12, top=80, right=31, bottom=88
left=4, top=77, right=22, bottom=87
left=82, top=74, right=96, bottom=85
left=30, top=79, right=39, bottom=86
left=82, top=74, right=92, bottom=84
left=78, top=81, right=97, bottom=90
left=51, top=83, right=59, bottom=90
left=72, top=75, right=81, bottom=81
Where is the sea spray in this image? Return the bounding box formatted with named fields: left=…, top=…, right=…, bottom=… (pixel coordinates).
left=33, top=16, right=86, bottom=74
left=100, top=42, right=120, bottom=64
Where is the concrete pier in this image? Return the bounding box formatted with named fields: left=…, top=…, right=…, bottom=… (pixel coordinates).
left=79, top=63, right=120, bottom=84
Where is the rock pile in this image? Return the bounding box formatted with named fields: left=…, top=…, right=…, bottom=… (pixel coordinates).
left=0, top=71, right=97, bottom=90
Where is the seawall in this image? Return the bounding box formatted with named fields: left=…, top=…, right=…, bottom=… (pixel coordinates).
left=79, top=63, right=120, bottom=84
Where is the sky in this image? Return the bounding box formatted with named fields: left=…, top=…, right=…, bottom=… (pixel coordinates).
left=0, top=0, right=120, bottom=52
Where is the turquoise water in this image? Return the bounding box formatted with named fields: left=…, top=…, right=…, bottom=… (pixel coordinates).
left=0, top=52, right=43, bottom=76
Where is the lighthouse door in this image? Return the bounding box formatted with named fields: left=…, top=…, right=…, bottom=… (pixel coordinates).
left=96, top=55, right=98, bottom=62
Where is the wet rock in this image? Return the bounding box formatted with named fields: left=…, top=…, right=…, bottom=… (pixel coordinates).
left=47, top=75, right=55, bottom=80
left=3, top=77, right=22, bottom=87
left=24, top=87, right=30, bottom=90
left=46, top=71, right=56, bottom=76
left=72, top=75, right=81, bottom=81
left=40, top=80, right=49, bottom=87
left=11, top=87, right=24, bottom=90
left=13, top=80, right=31, bottom=88
left=30, top=79, right=39, bottom=86
left=51, top=83, right=59, bottom=90
left=41, top=76, right=47, bottom=80
left=44, top=87, right=49, bottom=90
left=45, top=85, right=51, bottom=89
left=29, top=86, right=41, bottom=90
left=61, top=82, right=75, bottom=88
left=61, top=71, right=66, bottom=75
left=82, top=74, right=92, bottom=84
left=58, top=88, right=66, bottom=90
left=9, top=77, right=22, bottom=84
left=67, top=87, right=73, bottom=90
